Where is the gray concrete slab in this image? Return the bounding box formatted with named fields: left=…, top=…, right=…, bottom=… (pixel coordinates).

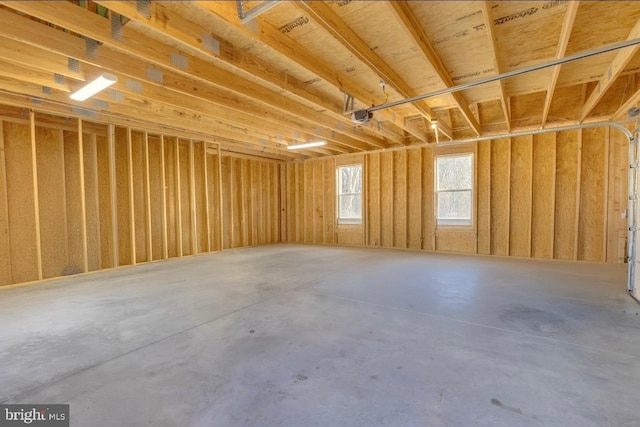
left=1, top=244, right=639, bottom=426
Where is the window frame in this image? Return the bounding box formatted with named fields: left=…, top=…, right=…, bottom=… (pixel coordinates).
left=336, top=163, right=363, bottom=225
left=434, top=151, right=475, bottom=229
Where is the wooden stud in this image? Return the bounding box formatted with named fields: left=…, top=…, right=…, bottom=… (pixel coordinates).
left=77, top=119, right=89, bottom=272
left=175, top=138, right=183, bottom=256
left=143, top=131, right=153, bottom=262
left=574, top=129, right=583, bottom=260
left=108, top=124, right=119, bottom=266
left=160, top=135, right=168, bottom=259
left=189, top=140, right=197, bottom=254
left=29, top=110, right=43, bottom=280
left=126, top=127, right=136, bottom=265
left=217, top=143, right=223, bottom=251
left=280, top=163, right=287, bottom=243
left=202, top=142, right=211, bottom=252
left=603, top=129, right=611, bottom=262
left=0, top=121, right=12, bottom=283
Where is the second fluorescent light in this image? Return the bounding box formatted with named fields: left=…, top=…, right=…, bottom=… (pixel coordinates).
left=287, top=141, right=326, bottom=150
left=70, top=73, right=118, bottom=101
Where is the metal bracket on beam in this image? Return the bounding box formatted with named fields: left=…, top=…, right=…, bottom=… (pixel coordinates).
left=343, top=92, right=355, bottom=115
left=236, top=0, right=282, bottom=24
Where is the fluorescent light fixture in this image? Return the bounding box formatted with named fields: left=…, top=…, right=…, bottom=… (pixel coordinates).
left=70, top=73, right=118, bottom=101
left=431, top=119, right=438, bottom=129
left=286, top=141, right=327, bottom=150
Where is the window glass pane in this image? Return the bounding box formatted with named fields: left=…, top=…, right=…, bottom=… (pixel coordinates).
left=339, top=194, right=362, bottom=220
left=337, top=164, right=362, bottom=223
left=436, top=154, right=472, bottom=190
left=437, top=190, right=471, bottom=223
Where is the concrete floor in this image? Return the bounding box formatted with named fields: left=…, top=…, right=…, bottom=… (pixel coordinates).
left=1, top=244, right=639, bottom=426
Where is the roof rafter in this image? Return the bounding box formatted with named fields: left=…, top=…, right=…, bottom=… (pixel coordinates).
left=0, top=8, right=363, bottom=154
left=388, top=0, right=480, bottom=137
left=296, top=1, right=456, bottom=140
left=92, top=0, right=403, bottom=148
left=541, top=1, right=580, bottom=128
left=191, top=1, right=427, bottom=144
left=580, top=17, right=640, bottom=122
left=3, top=1, right=390, bottom=152
left=479, top=1, right=511, bottom=132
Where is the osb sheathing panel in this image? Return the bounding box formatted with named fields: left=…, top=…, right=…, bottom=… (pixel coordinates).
left=435, top=230, right=476, bottom=253
left=554, top=130, right=580, bottom=260
left=479, top=99, right=506, bottom=130
left=4, top=121, right=38, bottom=284
left=231, top=157, right=243, bottom=248
left=313, top=160, right=324, bottom=244
left=0, top=123, right=10, bottom=285
left=303, top=161, right=314, bottom=243
left=131, top=131, right=148, bottom=263
left=164, top=139, right=179, bottom=257
left=207, top=153, right=221, bottom=252
left=422, top=148, right=434, bottom=251
left=547, top=84, right=584, bottom=123
left=36, top=126, right=67, bottom=279
left=531, top=133, right=556, bottom=259
left=578, top=127, right=607, bottom=261
left=380, top=151, right=394, bottom=247
left=477, top=141, right=491, bottom=255
left=591, top=74, right=640, bottom=119
left=367, top=152, right=380, bottom=247
left=509, top=135, right=533, bottom=257
left=607, top=128, right=629, bottom=263
left=393, top=151, right=407, bottom=248
left=511, top=91, right=545, bottom=128
left=96, top=132, right=114, bottom=269
left=82, top=133, right=101, bottom=272
left=407, top=149, right=422, bottom=250
left=148, top=136, right=165, bottom=261
left=115, top=127, right=132, bottom=266
left=62, top=129, right=85, bottom=274
left=490, top=138, right=510, bottom=256
left=323, top=158, right=335, bottom=244
left=179, top=142, right=193, bottom=254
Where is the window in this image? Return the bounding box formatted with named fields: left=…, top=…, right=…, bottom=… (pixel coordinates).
left=337, top=164, right=362, bottom=224
left=436, top=153, right=473, bottom=226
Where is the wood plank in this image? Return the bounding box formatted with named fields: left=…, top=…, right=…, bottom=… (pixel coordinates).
left=217, top=144, right=223, bottom=251
left=109, top=125, right=120, bottom=266
left=189, top=141, right=198, bottom=254
left=0, top=121, right=12, bottom=284
left=175, top=138, right=183, bottom=256
left=314, top=160, right=324, bottom=244
left=78, top=121, right=89, bottom=272
left=126, top=128, right=136, bottom=265
left=509, top=136, right=533, bottom=257
left=30, top=111, right=43, bottom=279
left=83, top=132, right=101, bottom=271
left=148, top=135, right=164, bottom=261
left=531, top=133, right=557, bottom=259
left=202, top=143, right=211, bottom=252
left=324, top=158, right=336, bottom=244
left=61, top=128, right=83, bottom=275
left=130, top=130, right=147, bottom=263
left=160, top=136, right=168, bottom=259
left=143, top=132, right=153, bottom=261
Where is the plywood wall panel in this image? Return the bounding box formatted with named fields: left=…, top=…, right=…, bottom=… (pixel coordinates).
left=83, top=133, right=101, bottom=272
left=380, top=151, right=393, bottom=247
left=115, top=127, right=132, bottom=265
left=407, top=149, right=422, bottom=249
left=285, top=163, right=295, bottom=243
left=303, top=162, right=313, bottom=243
left=250, top=159, right=259, bottom=246
left=531, top=133, right=556, bottom=259
left=0, top=123, right=10, bottom=285
left=95, top=133, right=114, bottom=269
left=62, top=130, right=85, bottom=274
left=148, top=136, right=165, bottom=260
left=193, top=143, right=208, bottom=253
left=179, top=142, right=193, bottom=255
left=422, top=148, right=434, bottom=251
left=323, top=158, right=335, bottom=244
left=131, top=131, right=148, bottom=263
left=164, top=138, right=179, bottom=257
left=4, top=122, right=38, bottom=284
left=509, top=136, right=533, bottom=257
left=207, top=153, right=220, bottom=251
left=477, top=141, right=491, bottom=254
left=271, top=163, right=279, bottom=242
left=36, top=126, right=68, bottom=279
left=313, top=160, right=324, bottom=243
left=367, top=153, right=380, bottom=247
left=607, top=128, right=629, bottom=263
left=393, top=151, right=407, bottom=249
left=578, top=127, right=606, bottom=261
left=490, top=138, right=511, bottom=256
left=554, top=130, right=580, bottom=260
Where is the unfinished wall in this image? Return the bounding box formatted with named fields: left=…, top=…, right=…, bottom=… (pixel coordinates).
left=284, top=127, right=629, bottom=263
left=0, top=105, right=281, bottom=287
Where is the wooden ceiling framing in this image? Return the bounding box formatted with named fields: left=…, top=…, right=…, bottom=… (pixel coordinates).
left=0, top=1, right=640, bottom=159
